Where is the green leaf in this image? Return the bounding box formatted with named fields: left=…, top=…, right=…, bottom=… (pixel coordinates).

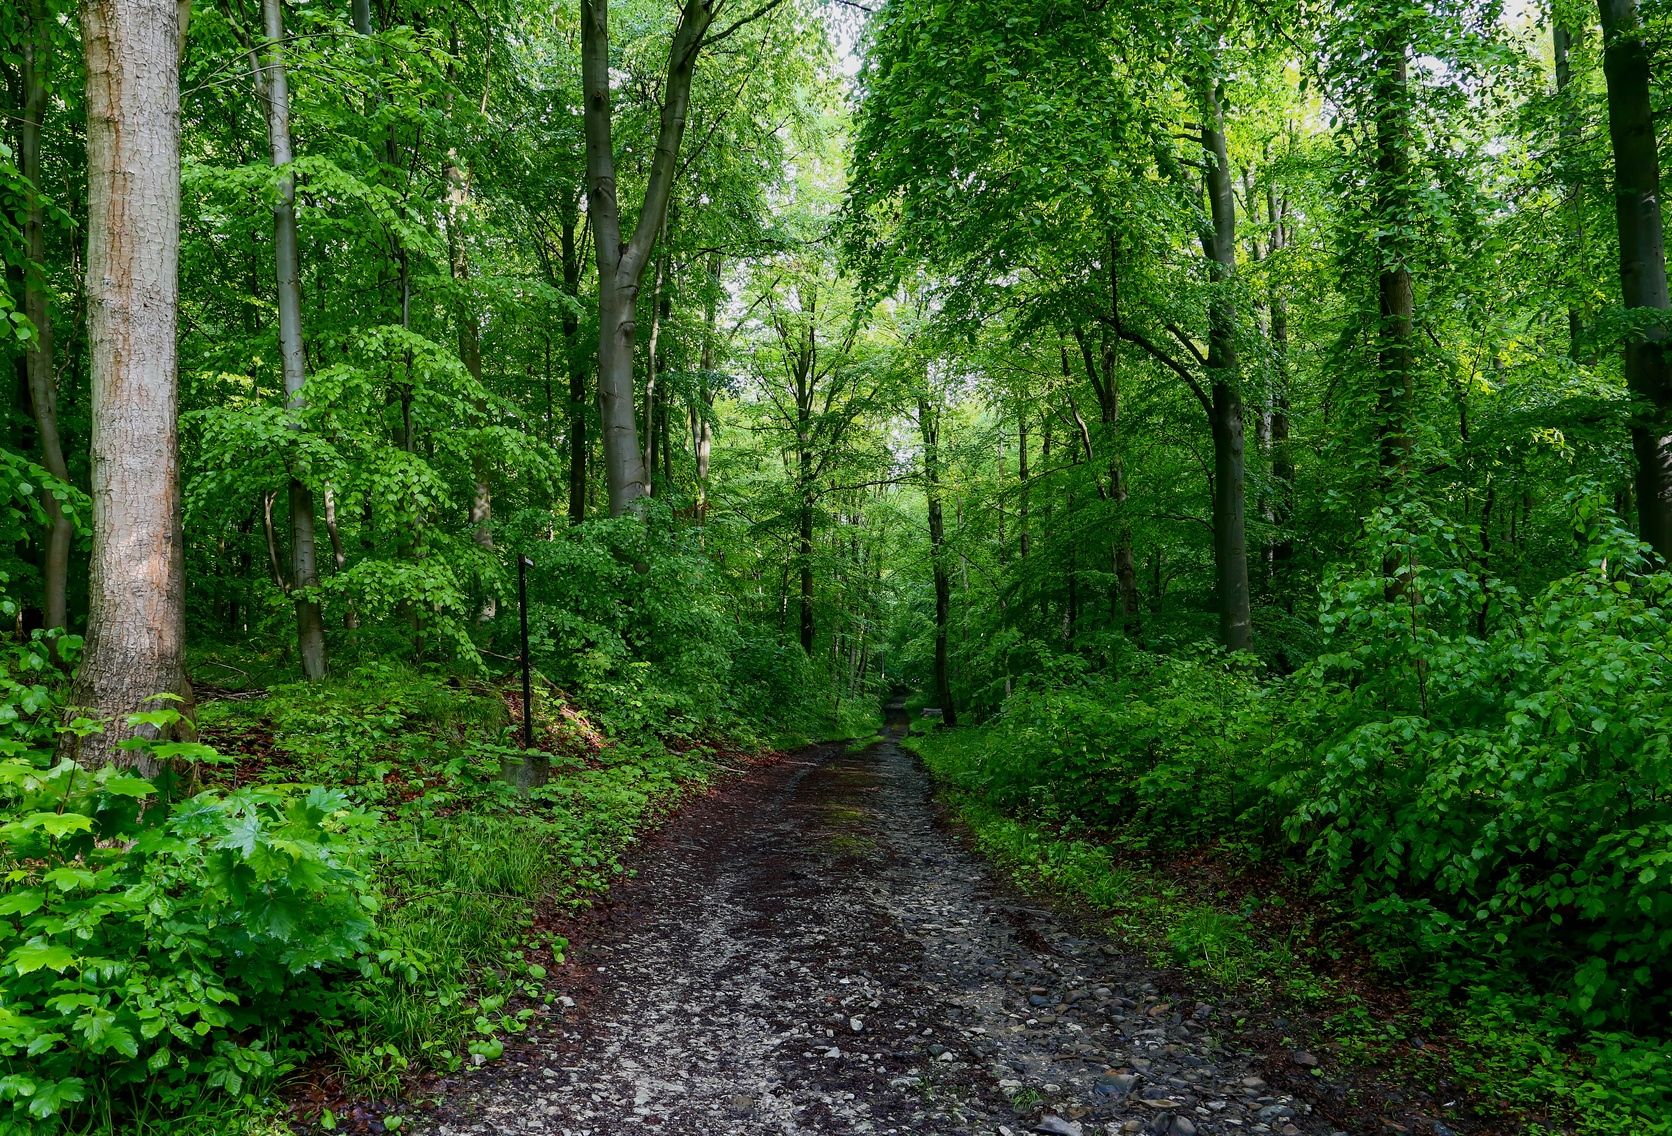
left=8, top=940, right=75, bottom=975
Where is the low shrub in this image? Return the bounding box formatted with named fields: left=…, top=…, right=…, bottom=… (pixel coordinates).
left=1268, top=495, right=1672, bottom=1027
left=0, top=720, right=376, bottom=1128
left=945, top=647, right=1263, bottom=846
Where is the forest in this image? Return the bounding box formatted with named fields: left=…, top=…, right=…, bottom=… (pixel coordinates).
left=2, top=0, right=1671, bottom=1132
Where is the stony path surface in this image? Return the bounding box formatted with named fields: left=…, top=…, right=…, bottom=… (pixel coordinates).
left=415, top=717, right=1351, bottom=1136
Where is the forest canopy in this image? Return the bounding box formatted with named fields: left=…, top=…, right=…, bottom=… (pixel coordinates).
left=2, top=0, right=1672, bottom=1131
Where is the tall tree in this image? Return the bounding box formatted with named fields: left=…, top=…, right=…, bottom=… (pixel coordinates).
left=917, top=392, right=955, bottom=725
left=1199, top=77, right=1253, bottom=651
left=253, top=0, right=328, bottom=679
left=68, top=0, right=193, bottom=767
left=1373, top=6, right=1416, bottom=485
left=1596, top=0, right=1672, bottom=559
left=581, top=0, right=741, bottom=515
left=19, top=0, right=71, bottom=633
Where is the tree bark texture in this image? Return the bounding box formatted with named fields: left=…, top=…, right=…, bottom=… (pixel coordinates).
left=21, top=0, right=72, bottom=633
left=256, top=0, right=328, bottom=679
left=562, top=213, right=588, bottom=525
left=1598, top=0, right=1672, bottom=559
left=582, top=0, right=715, bottom=516
left=1200, top=83, right=1253, bottom=653
left=68, top=0, right=194, bottom=769
left=445, top=156, right=497, bottom=613
left=1374, top=18, right=1416, bottom=483
left=919, top=396, right=956, bottom=726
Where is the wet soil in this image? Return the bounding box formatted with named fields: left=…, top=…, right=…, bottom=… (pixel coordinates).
left=409, top=705, right=1401, bottom=1136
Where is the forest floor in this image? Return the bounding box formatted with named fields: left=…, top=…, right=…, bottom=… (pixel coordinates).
left=403, top=705, right=1470, bottom=1136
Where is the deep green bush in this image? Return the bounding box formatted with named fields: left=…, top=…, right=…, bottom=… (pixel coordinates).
left=923, top=491, right=1672, bottom=1034
left=1267, top=496, right=1672, bottom=1026
left=953, top=647, right=1262, bottom=845
left=0, top=721, right=376, bottom=1127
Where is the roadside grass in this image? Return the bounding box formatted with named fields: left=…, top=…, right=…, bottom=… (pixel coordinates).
left=179, top=658, right=814, bottom=1134
left=905, top=724, right=1671, bottom=1136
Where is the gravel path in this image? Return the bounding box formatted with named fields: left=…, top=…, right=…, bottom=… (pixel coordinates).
left=414, top=716, right=1351, bottom=1136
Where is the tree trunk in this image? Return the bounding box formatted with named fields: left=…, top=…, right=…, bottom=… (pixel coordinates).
left=582, top=0, right=714, bottom=516
left=255, top=0, right=328, bottom=679
left=694, top=254, right=721, bottom=520
left=21, top=0, right=72, bottom=634
left=919, top=396, right=956, bottom=726
left=67, top=0, right=194, bottom=769
left=1374, top=16, right=1416, bottom=484
left=1017, top=412, right=1030, bottom=560
left=445, top=157, right=496, bottom=612
left=1555, top=21, right=1586, bottom=359
left=561, top=212, right=588, bottom=525
left=799, top=487, right=815, bottom=653
left=1598, top=0, right=1672, bottom=559
left=644, top=251, right=668, bottom=485
left=1200, top=82, right=1253, bottom=652
left=1266, top=179, right=1295, bottom=578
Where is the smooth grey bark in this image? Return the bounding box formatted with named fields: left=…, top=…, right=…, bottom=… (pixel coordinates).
left=693, top=253, right=722, bottom=520
left=20, top=0, right=72, bottom=634
left=1264, top=178, right=1294, bottom=577
left=1374, top=17, right=1416, bottom=484
left=918, top=395, right=956, bottom=726
left=254, top=0, right=328, bottom=680
left=561, top=211, right=588, bottom=525
left=581, top=0, right=717, bottom=515
left=1068, top=332, right=1139, bottom=631
left=445, top=157, right=497, bottom=615
left=1200, top=83, right=1252, bottom=653
left=67, top=0, right=194, bottom=769
left=1111, top=78, right=1251, bottom=652
left=644, top=251, right=669, bottom=485
left=1017, top=412, right=1030, bottom=560
left=1597, top=0, right=1672, bottom=559
left=1555, top=21, right=1586, bottom=359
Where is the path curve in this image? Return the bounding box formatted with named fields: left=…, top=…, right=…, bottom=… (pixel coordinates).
left=415, top=712, right=1348, bottom=1136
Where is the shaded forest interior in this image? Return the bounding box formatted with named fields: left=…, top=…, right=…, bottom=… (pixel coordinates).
left=3, top=0, right=1672, bottom=1132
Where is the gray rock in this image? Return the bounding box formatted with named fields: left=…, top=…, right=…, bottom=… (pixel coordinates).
left=1093, top=1073, right=1139, bottom=1099
left=1034, top=1117, right=1082, bottom=1136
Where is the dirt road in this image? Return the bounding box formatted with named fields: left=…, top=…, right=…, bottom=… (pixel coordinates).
left=415, top=714, right=1346, bottom=1136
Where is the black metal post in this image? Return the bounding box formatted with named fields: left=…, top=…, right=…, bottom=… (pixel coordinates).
left=518, top=554, right=533, bottom=750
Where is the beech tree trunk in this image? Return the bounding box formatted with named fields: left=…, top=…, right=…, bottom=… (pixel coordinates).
left=255, top=0, right=328, bottom=679
left=561, top=212, right=588, bottom=525
left=799, top=481, right=815, bottom=653
left=445, top=157, right=496, bottom=613
left=693, top=253, right=722, bottom=520
left=1265, top=179, right=1295, bottom=578
left=1555, top=21, right=1586, bottom=359
left=1374, top=17, right=1416, bottom=483
left=21, top=0, right=72, bottom=633
left=1017, top=412, right=1030, bottom=560
left=67, top=0, right=194, bottom=769
left=582, top=0, right=715, bottom=516
left=919, top=396, right=956, bottom=726
left=1597, top=0, right=1672, bottom=559
left=1200, top=83, right=1253, bottom=653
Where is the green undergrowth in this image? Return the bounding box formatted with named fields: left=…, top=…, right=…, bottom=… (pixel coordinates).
left=1, top=644, right=876, bottom=1136
left=908, top=722, right=1671, bottom=1136
left=190, top=662, right=747, bottom=1129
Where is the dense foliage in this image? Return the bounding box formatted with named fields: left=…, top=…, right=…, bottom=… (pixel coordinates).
left=5, top=0, right=1672, bottom=1129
